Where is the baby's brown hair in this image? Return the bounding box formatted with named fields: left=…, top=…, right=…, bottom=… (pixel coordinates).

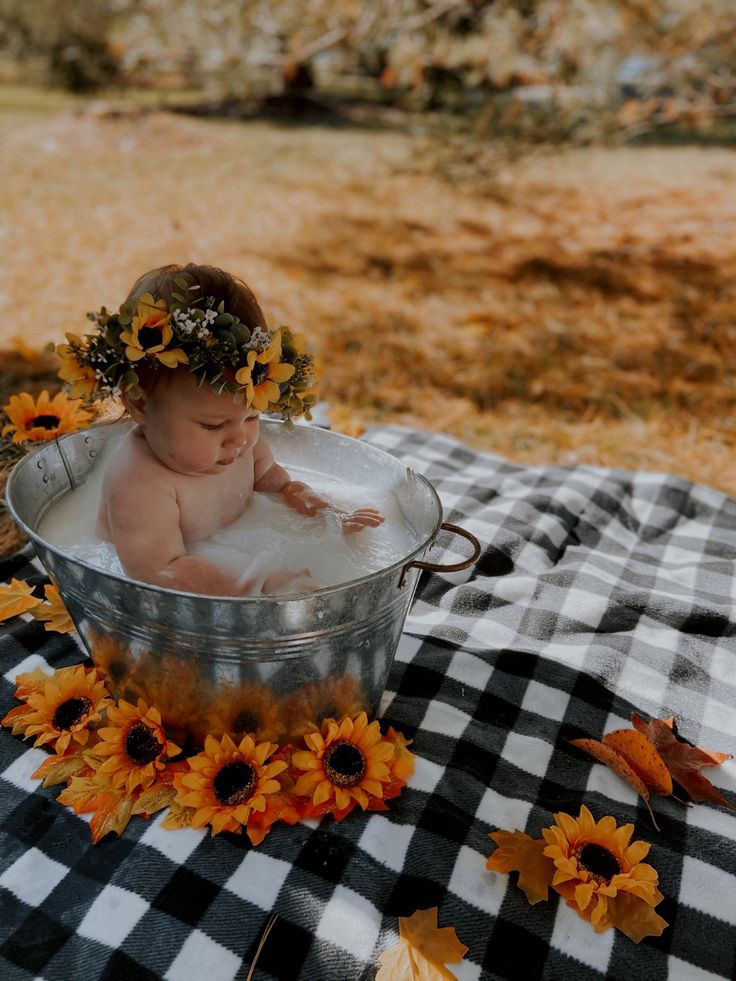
left=126, top=262, right=267, bottom=394
left=127, top=262, right=268, bottom=329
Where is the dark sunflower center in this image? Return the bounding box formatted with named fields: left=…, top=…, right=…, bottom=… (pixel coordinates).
left=213, top=761, right=256, bottom=806
left=124, top=721, right=163, bottom=764
left=53, top=696, right=91, bottom=730
left=324, top=741, right=366, bottom=787
left=251, top=361, right=269, bottom=386
left=576, top=843, right=621, bottom=882
left=138, top=326, right=163, bottom=349
left=30, top=414, right=61, bottom=430
left=232, top=709, right=261, bottom=735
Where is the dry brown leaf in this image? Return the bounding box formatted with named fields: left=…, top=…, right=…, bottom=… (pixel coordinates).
left=376, top=907, right=468, bottom=981
left=602, top=729, right=673, bottom=796
left=631, top=713, right=734, bottom=809
left=486, top=829, right=554, bottom=904
left=569, top=737, right=660, bottom=830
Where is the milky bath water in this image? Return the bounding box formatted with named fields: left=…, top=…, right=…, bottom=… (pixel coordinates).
left=38, top=432, right=420, bottom=592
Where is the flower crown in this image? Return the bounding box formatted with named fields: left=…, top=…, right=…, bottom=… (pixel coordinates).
left=56, top=278, right=316, bottom=421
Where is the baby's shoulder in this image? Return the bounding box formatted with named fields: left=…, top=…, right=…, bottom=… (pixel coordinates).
left=102, top=431, right=175, bottom=498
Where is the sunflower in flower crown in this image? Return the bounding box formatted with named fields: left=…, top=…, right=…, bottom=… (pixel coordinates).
left=55, top=267, right=317, bottom=421
left=119, top=294, right=188, bottom=368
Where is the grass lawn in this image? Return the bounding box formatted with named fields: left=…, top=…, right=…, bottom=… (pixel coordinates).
left=1, top=86, right=735, bottom=495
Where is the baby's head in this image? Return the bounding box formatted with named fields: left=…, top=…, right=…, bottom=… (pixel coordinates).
left=125, top=366, right=262, bottom=476
left=127, top=263, right=267, bottom=336
left=57, top=261, right=316, bottom=424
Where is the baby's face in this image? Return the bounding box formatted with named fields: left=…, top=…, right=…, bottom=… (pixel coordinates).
left=136, top=371, right=260, bottom=476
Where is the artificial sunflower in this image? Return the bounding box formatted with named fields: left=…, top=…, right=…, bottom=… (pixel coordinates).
left=291, top=712, right=396, bottom=819
left=203, top=682, right=287, bottom=744
left=487, top=805, right=668, bottom=943
left=541, top=805, right=662, bottom=931
left=285, top=675, right=368, bottom=743
left=119, top=293, right=188, bottom=368
left=1, top=663, right=112, bottom=755
left=56, top=333, right=99, bottom=399
left=172, top=732, right=287, bottom=841
left=2, top=389, right=93, bottom=444
left=31, top=584, right=74, bottom=633
left=94, top=697, right=181, bottom=794
left=235, top=331, right=295, bottom=411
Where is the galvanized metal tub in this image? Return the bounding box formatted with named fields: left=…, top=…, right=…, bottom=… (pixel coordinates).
left=6, top=421, right=479, bottom=746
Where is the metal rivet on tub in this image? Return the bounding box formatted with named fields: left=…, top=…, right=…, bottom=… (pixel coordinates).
left=36, top=459, right=44, bottom=470
left=89, top=449, right=97, bottom=458
left=42, top=473, right=50, bottom=483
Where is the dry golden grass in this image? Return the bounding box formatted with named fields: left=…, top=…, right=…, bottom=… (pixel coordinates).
left=1, top=90, right=734, bottom=496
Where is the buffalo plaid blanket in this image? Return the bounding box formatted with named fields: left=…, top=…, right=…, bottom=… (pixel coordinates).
left=1, top=424, right=735, bottom=980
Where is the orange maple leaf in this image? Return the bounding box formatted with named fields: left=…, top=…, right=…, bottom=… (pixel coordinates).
left=0, top=578, right=41, bottom=621
left=569, top=737, right=661, bottom=829
left=376, top=907, right=468, bottom=981
left=631, top=713, right=733, bottom=810
left=602, top=729, right=673, bottom=796
left=486, top=829, right=555, bottom=904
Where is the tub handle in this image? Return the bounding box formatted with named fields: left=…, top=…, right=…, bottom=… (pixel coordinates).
left=400, top=522, right=481, bottom=588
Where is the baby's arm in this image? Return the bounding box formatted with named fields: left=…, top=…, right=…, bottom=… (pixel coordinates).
left=252, top=438, right=384, bottom=534
left=104, top=471, right=256, bottom=595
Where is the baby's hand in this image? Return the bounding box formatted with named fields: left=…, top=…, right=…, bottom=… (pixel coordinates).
left=338, top=507, right=384, bottom=535
left=261, top=569, right=320, bottom=594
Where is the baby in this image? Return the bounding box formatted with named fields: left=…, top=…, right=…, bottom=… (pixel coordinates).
left=59, top=263, right=382, bottom=596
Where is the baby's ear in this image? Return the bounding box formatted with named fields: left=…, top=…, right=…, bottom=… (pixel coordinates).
left=122, top=390, right=147, bottom=424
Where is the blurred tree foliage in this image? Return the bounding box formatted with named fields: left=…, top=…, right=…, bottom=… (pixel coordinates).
left=1, top=0, right=736, bottom=136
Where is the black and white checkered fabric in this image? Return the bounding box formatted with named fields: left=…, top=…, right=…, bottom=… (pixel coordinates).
left=1, top=424, right=735, bottom=980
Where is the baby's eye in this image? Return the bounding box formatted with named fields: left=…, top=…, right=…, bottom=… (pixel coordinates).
left=200, top=422, right=225, bottom=431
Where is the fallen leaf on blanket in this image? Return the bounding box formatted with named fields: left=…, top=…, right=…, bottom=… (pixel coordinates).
left=58, top=774, right=137, bottom=843
left=606, top=892, right=669, bottom=944
left=376, top=907, right=468, bottom=980
left=0, top=578, right=41, bottom=621
left=568, top=738, right=660, bottom=830
left=31, top=583, right=74, bottom=633
left=32, top=746, right=92, bottom=787
left=486, top=829, right=555, bottom=904
left=602, top=729, right=673, bottom=796
left=631, top=713, right=734, bottom=810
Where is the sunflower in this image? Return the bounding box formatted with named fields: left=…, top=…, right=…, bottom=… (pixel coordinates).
left=291, top=712, right=396, bottom=818
left=235, top=331, right=295, bottom=411
left=56, top=333, right=99, bottom=400
left=541, top=805, right=662, bottom=932
left=172, top=732, right=287, bottom=840
left=203, top=682, right=286, bottom=744
left=94, top=698, right=181, bottom=794
left=31, top=584, right=75, bottom=633
left=1, top=663, right=112, bottom=754
left=285, top=675, right=368, bottom=743
left=119, top=293, right=188, bottom=368
left=2, top=389, right=93, bottom=444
